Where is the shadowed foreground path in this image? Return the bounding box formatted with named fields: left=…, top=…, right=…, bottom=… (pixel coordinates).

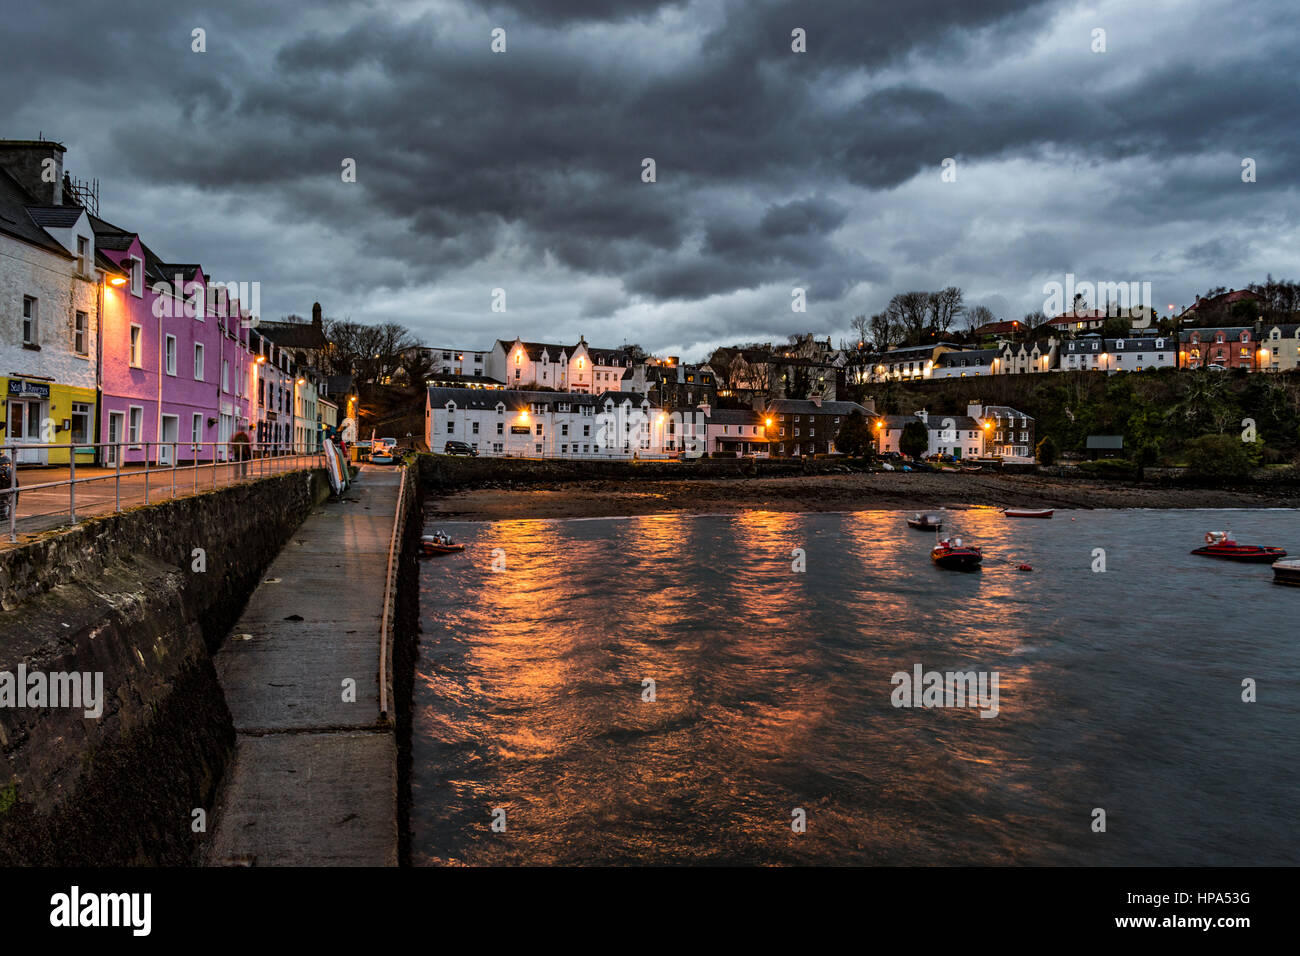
left=205, top=465, right=401, bottom=866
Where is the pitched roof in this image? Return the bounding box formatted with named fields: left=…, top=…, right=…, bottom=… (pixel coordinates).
left=258, top=320, right=328, bottom=350
left=26, top=204, right=85, bottom=229
left=427, top=386, right=654, bottom=412
left=0, top=167, right=72, bottom=258
left=938, top=348, right=999, bottom=366
left=767, top=398, right=871, bottom=416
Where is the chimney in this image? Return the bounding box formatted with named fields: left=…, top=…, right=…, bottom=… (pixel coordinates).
left=0, top=139, right=66, bottom=205
left=915, top=409, right=928, bottom=424
left=861, top=397, right=876, bottom=414
left=311, top=302, right=323, bottom=330
left=697, top=401, right=711, bottom=416
left=967, top=401, right=983, bottom=419
left=811, top=395, right=823, bottom=407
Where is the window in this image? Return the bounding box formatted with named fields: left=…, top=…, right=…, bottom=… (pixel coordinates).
left=561, top=424, right=569, bottom=436
left=22, top=296, right=37, bottom=345
left=222, top=360, right=230, bottom=392
left=583, top=425, right=590, bottom=437
left=535, top=423, right=543, bottom=435
left=497, top=422, right=504, bottom=435
left=472, top=421, right=480, bottom=434
left=447, top=420, right=454, bottom=433
left=192, top=414, right=203, bottom=445
left=128, top=407, right=143, bottom=446
left=130, top=325, right=143, bottom=367
left=127, top=257, right=142, bottom=296
left=165, top=335, right=177, bottom=375
left=194, top=343, right=206, bottom=380
left=74, top=311, right=89, bottom=355
left=71, top=403, right=91, bottom=444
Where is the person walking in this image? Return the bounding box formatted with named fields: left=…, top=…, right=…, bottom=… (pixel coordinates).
left=230, top=429, right=252, bottom=478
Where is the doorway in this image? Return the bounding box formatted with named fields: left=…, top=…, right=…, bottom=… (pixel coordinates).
left=8, top=399, right=47, bottom=464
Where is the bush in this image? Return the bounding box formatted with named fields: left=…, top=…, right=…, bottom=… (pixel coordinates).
left=1184, top=433, right=1254, bottom=481
left=1036, top=435, right=1058, bottom=466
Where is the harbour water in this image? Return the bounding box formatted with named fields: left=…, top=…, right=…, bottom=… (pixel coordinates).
left=413, top=508, right=1299, bottom=865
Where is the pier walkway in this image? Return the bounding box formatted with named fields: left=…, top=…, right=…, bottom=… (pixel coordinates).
left=205, top=464, right=402, bottom=866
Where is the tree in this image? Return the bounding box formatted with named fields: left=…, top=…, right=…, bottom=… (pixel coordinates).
left=900, top=420, right=930, bottom=459
left=1035, top=435, right=1058, bottom=465
left=835, top=409, right=875, bottom=457
left=966, top=304, right=997, bottom=333
left=850, top=314, right=871, bottom=348
left=1184, top=433, right=1254, bottom=482
left=889, top=292, right=931, bottom=343
left=869, top=311, right=893, bottom=351
left=928, top=286, right=965, bottom=335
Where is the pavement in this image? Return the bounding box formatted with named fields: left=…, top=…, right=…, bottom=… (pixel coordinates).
left=1, top=456, right=325, bottom=546
left=204, top=464, right=402, bottom=866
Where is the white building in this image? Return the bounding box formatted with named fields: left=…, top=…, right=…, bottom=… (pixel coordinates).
left=1059, top=334, right=1175, bottom=373
left=422, top=345, right=490, bottom=378
left=1, top=142, right=102, bottom=466
left=426, top=386, right=691, bottom=458
left=486, top=336, right=636, bottom=393
left=931, top=348, right=1000, bottom=378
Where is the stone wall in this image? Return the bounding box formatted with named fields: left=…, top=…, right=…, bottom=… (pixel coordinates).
left=0, top=467, right=330, bottom=864
left=417, top=453, right=871, bottom=490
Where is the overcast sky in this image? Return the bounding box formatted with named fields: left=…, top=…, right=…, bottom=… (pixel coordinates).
left=4, top=0, right=1296, bottom=360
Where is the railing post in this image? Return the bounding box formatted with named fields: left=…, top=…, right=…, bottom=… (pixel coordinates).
left=172, top=443, right=177, bottom=498
left=115, top=442, right=122, bottom=512
left=69, top=450, right=77, bottom=524
left=144, top=441, right=150, bottom=505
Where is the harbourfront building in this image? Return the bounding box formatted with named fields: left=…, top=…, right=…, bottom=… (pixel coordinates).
left=870, top=342, right=962, bottom=382
left=766, top=397, right=873, bottom=457
left=0, top=142, right=102, bottom=466
left=426, top=385, right=683, bottom=458
left=872, top=404, right=1035, bottom=460
left=703, top=407, right=771, bottom=456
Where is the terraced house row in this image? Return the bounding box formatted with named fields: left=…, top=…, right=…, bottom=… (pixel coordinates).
left=0, top=139, right=349, bottom=466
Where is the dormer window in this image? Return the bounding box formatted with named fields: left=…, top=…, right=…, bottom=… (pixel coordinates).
left=1115, top=340, right=1125, bottom=349
left=126, top=256, right=143, bottom=296
left=515, top=351, right=522, bottom=366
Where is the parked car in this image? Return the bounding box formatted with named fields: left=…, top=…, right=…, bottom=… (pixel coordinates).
left=444, top=440, right=477, bottom=457
left=1206, top=364, right=1228, bottom=372
left=369, top=438, right=398, bottom=463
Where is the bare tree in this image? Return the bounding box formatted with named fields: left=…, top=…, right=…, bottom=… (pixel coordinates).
left=928, top=286, right=965, bottom=334
left=966, top=304, right=997, bottom=333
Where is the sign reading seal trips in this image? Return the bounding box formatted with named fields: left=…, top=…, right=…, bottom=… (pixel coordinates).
left=7, top=379, right=50, bottom=398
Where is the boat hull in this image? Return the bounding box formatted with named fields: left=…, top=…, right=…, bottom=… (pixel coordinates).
left=931, top=549, right=982, bottom=570
left=421, top=542, right=465, bottom=555
left=1272, top=559, right=1300, bottom=586
left=1191, top=545, right=1286, bottom=563
left=1003, top=509, right=1053, bottom=518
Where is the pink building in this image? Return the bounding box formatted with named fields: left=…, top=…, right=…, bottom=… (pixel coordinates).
left=94, top=216, right=255, bottom=464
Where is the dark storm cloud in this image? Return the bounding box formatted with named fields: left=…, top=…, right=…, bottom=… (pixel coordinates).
left=1, top=0, right=1297, bottom=355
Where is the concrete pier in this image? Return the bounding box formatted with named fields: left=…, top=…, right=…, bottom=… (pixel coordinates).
left=205, top=465, right=403, bottom=866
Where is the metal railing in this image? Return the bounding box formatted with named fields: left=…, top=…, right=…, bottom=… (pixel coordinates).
left=0, top=440, right=327, bottom=543
left=377, top=462, right=407, bottom=724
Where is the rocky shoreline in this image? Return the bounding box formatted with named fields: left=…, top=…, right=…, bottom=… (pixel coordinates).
left=426, top=471, right=1300, bottom=521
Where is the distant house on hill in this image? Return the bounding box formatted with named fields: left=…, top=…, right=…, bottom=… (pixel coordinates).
left=1176, top=289, right=1265, bottom=325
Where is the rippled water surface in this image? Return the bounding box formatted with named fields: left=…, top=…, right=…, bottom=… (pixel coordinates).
left=412, top=508, right=1300, bottom=865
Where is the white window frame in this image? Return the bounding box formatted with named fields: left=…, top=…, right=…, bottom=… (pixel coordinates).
left=128, top=405, right=144, bottom=447
left=165, top=335, right=177, bottom=375
left=194, top=343, right=205, bottom=380
left=74, top=310, right=89, bottom=356
left=22, top=296, right=38, bottom=345
left=129, top=324, right=144, bottom=367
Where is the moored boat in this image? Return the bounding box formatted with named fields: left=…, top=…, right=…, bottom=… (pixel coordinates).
left=1003, top=508, right=1053, bottom=518
left=906, top=512, right=943, bottom=530
left=1192, top=531, right=1286, bottom=563
left=421, top=533, right=465, bottom=556
left=931, top=536, right=982, bottom=571
left=1272, top=558, right=1300, bottom=586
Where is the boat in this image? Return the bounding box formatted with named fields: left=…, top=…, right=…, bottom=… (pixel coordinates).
left=960, top=465, right=982, bottom=473
left=1191, top=531, right=1286, bottom=563
left=1002, top=508, right=1054, bottom=518
left=421, top=534, right=465, bottom=556
left=1272, top=558, right=1300, bottom=586
left=931, top=536, right=982, bottom=571
left=906, top=512, right=943, bottom=531
left=939, top=465, right=960, bottom=473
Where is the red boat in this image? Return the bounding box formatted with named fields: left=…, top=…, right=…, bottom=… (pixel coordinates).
left=931, top=536, right=982, bottom=571
left=1002, top=508, right=1053, bottom=518
left=421, top=534, right=465, bottom=556
left=1191, top=531, right=1286, bottom=563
